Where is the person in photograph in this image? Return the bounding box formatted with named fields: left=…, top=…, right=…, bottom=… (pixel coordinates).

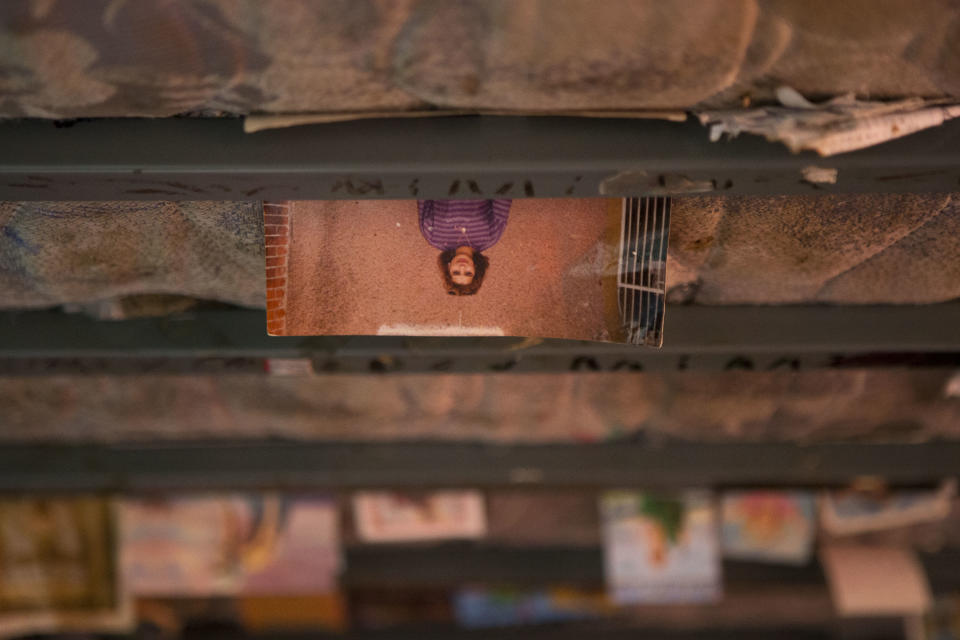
left=418, top=199, right=512, bottom=295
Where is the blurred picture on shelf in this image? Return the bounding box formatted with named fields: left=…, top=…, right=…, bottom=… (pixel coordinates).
left=820, top=480, right=956, bottom=536
left=353, top=491, right=487, bottom=544
left=721, top=491, right=816, bottom=565
left=119, top=494, right=340, bottom=596
left=601, top=490, right=720, bottom=604
left=0, top=497, right=133, bottom=638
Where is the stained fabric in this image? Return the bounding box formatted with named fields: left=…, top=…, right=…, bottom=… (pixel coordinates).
left=0, top=201, right=264, bottom=311
left=0, top=0, right=957, bottom=118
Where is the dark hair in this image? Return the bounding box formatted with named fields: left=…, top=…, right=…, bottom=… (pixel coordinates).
left=437, top=249, right=489, bottom=296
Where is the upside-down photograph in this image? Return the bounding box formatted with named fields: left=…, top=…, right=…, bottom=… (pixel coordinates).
left=267, top=197, right=669, bottom=346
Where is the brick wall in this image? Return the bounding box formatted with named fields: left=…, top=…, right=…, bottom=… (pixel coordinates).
left=264, top=201, right=291, bottom=335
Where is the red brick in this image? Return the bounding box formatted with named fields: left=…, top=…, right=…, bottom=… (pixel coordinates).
left=267, top=289, right=284, bottom=301
left=266, top=277, right=286, bottom=288
left=266, top=256, right=285, bottom=267
left=266, top=246, right=288, bottom=257
left=264, top=225, right=288, bottom=236
left=272, top=309, right=286, bottom=319
left=266, top=266, right=286, bottom=278
left=264, top=214, right=288, bottom=225
left=267, top=323, right=283, bottom=335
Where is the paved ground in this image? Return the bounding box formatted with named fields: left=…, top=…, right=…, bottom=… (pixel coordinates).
left=285, top=198, right=621, bottom=340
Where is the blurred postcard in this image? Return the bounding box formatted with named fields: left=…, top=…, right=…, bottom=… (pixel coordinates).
left=353, top=491, right=486, bottom=543
left=821, top=545, right=932, bottom=617
left=454, top=586, right=614, bottom=628
left=601, top=491, right=720, bottom=605
left=0, top=497, right=133, bottom=638
left=821, top=480, right=955, bottom=536
left=722, top=491, right=816, bottom=565
left=265, top=197, right=669, bottom=346
left=119, top=494, right=340, bottom=596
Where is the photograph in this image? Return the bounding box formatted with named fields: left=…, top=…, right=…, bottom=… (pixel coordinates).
left=721, top=491, right=816, bottom=565
left=352, top=491, right=487, bottom=544
left=820, top=480, right=956, bottom=536
left=601, top=491, right=720, bottom=605
left=265, top=197, right=669, bottom=346
left=0, top=498, right=132, bottom=638
left=119, top=494, right=340, bottom=596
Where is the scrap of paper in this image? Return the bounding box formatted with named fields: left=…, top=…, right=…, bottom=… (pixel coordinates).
left=820, top=481, right=956, bottom=536
left=821, top=545, right=931, bottom=617
left=698, top=87, right=960, bottom=157
left=722, top=491, right=816, bottom=565
left=601, top=490, right=720, bottom=605
left=353, top=491, right=487, bottom=543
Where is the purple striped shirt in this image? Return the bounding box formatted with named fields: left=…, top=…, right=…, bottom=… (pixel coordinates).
left=418, top=199, right=511, bottom=252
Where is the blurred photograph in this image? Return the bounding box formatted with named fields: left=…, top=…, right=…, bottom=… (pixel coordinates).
left=353, top=491, right=487, bottom=544
left=820, top=480, right=956, bottom=536
left=601, top=491, right=720, bottom=604
left=0, top=498, right=132, bottom=638
left=721, top=491, right=815, bottom=565
left=119, top=494, right=340, bottom=596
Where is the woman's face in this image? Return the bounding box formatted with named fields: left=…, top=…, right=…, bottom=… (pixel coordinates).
left=448, top=254, right=475, bottom=285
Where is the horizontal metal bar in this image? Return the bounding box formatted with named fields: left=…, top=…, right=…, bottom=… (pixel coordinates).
left=0, top=305, right=958, bottom=374
left=163, top=625, right=835, bottom=640
left=344, top=544, right=820, bottom=589
left=1, top=116, right=959, bottom=200
left=0, top=440, right=956, bottom=492
left=345, top=544, right=960, bottom=594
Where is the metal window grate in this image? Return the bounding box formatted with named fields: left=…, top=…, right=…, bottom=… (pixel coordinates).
left=617, top=197, right=670, bottom=347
